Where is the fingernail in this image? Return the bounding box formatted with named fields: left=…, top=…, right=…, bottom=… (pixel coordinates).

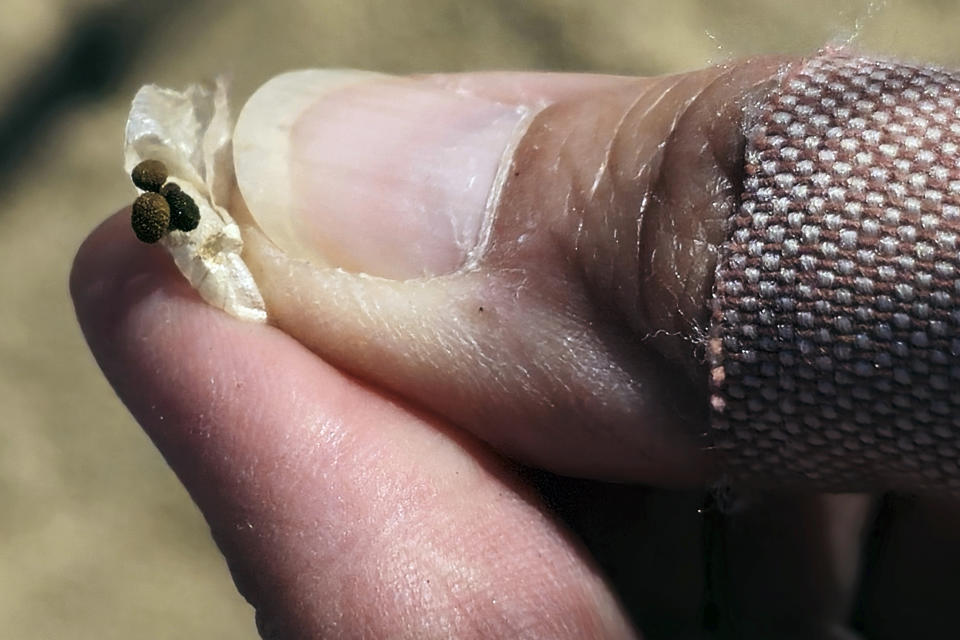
left=234, top=69, right=528, bottom=278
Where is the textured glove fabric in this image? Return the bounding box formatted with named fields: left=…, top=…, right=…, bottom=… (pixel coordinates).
left=710, top=53, right=960, bottom=490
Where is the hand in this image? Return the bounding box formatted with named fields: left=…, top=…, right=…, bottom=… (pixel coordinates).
left=72, top=57, right=960, bottom=638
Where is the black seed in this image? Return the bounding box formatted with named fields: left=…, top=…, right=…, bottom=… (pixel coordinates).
left=164, top=184, right=201, bottom=231
left=131, top=192, right=170, bottom=243
left=160, top=182, right=181, bottom=198
left=131, top=159, right=168, bottom=192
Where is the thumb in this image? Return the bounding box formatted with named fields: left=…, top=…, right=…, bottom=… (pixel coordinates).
left=232, top=62, right=784, bottom=483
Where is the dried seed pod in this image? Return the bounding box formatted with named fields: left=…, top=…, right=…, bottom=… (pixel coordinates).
left=131, top=192, right=171, bottom=243
left=131, top=159, right=168, bottom=192
left=124, top=78, right=266, bottom=322
left=163, top=182, right=201, bottom=231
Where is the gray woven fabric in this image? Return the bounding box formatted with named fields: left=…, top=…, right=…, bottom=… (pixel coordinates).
left=709, top=53, right=960, bottom=490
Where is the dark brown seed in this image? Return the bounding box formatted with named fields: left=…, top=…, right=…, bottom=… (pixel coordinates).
left=160, top=182, right=181, bottom=198
left=131, top=159, right=168, bottom=192
left=164, top=183, right=201, bottom=231
left=131, top=192, right=171, bottom=243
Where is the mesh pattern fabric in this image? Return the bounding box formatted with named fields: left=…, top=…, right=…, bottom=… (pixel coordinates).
left=709, top=53, right=960, bottom=490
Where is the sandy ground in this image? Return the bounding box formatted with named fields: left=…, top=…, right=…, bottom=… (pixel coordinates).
left=2, top=0, right=959, bottom=636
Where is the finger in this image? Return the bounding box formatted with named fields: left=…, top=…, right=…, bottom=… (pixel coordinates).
left=413, top=71, right=642, bottom=105
left=234, top=56, right=960, bottom=493
left=232, top=62, right=786, bottom=483
left=70, top=211, right=637, bottom=639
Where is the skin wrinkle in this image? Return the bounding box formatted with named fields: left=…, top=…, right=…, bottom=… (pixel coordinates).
left=239, top=61, right=794, bottom=482
left=638, top=70, right=727, bottom=328
left=660, top=70, right=730, bottom=322
left=587, top=75, right=681, bottom=204
left=552, top=81, right=670, bottom=336
left=637, top=73, right=710, bottom=316
left=546, top=61, right=786, bottom=392
left=612, top=91, right=670, bottom=327
left=679, top=136, right=722, bottom=319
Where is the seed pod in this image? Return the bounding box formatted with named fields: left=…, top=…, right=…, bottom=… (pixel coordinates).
left=131, top=192, right=171, bottom=243
left=131, top=159, right=168, bottom=192
left=163, top=182, right=201, bottom=231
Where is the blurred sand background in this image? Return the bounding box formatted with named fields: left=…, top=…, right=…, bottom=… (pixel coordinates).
left=2, top=0, right=959, bottom=637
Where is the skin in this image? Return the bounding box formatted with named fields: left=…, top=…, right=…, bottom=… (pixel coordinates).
left=236, top=60, right=789, bottom=485
left=73, top=61, right=960, bottom=638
